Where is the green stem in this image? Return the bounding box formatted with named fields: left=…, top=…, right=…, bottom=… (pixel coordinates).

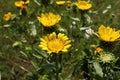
left=80, top=10, right=86, bottom=27
left=55, top=54, right=59, bottom=80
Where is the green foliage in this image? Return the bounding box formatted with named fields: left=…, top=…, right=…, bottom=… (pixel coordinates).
left=0, top=0, right=120, bottom=80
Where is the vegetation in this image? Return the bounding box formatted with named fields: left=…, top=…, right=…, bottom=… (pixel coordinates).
left=0, top=0, right=120, bottom=80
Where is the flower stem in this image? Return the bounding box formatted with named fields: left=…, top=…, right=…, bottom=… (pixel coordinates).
left=55, top=54, right=59, bottom=80
left=80, top=10, right=86, bottom=27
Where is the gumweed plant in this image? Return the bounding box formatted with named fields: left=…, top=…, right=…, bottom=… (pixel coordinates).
left=14, top=0, right=30, bottom=10
left=93, top=25, right=120, bottom=79
left=95, top=25, right=120, bottom=51
left=14, top=0, right=30, bottom=16
left=74, top=1, right=93, bottom=27
left=38, top=32, right=71, bottom=80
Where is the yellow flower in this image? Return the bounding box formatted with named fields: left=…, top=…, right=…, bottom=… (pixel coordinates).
left=20, top=5, right=27, bottom=10
left=3, top=12, right=12, bottom=21
left=56, top=1, right=65, bottom=5
left=95, top=47, right=103, bottom=54
left=24, top=0, right=30, bottom=4
left=75, top=1, right=92, bottom=10
left=37, top=12, right=61, bottom=27
left=14, top=0, right=30, bottom=8
left=38, top=32, right=71, bottom=54
left=96, top=25, right=120, bottom=42
left=66, top=1, right=71, bottom=8
left=56, top=1, right=71, bottom=8
left=14, top=1, right=24, bottom=7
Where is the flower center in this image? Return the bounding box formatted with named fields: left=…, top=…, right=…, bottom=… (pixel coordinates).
left=102, top=56, right=111, bottom=61
left=101, top=54, right=113, bottom=62
left=48, top=39, right=64, bottom=53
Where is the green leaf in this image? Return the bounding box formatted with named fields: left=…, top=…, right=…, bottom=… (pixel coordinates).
left=20, top=51, right=28, bottom=58
left=38, top=63, right=55, bottom=75
left=93, top=61, right=103, bottom=77
left=0, top=71, right=1, bottom=80
left=34, top=47, right=48, bottom=58
left=31, top=61, right=39, bottom=70
left=32, top=54, right=42, bottom=60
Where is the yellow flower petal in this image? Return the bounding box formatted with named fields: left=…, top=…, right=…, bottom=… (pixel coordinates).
left=40, top=42, right=47, bottom=47
left=64, top=44, right=71, bottom=49
left=61, top=36, right=69, bottom=41
left=48, top=32, right=56, bottom=40
left=40, top=38, right=47, bottom=43
left=64, top=40, right=71, bottom=45
left=62, top=49, right=68, bottom=52
left=25, top=0, right=30, bottom=4
left=56, top=1, right=65, bottom=5
left=58, top=33, right=65, bottom=39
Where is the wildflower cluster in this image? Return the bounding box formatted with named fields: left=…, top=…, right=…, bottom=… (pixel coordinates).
left=1, top=0, right=120, bottom=80
left=14, top=0, right=30, bottom=10
left=94, top=25, right=120, bottom=63
left=56, top=0, right=92, bottom=10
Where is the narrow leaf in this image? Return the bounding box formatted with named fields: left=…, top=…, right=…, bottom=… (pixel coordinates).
left=93, top=61, right=103, bottom=77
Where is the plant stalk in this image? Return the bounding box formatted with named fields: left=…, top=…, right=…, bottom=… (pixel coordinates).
left=55, top=54, right=59, bottom=80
